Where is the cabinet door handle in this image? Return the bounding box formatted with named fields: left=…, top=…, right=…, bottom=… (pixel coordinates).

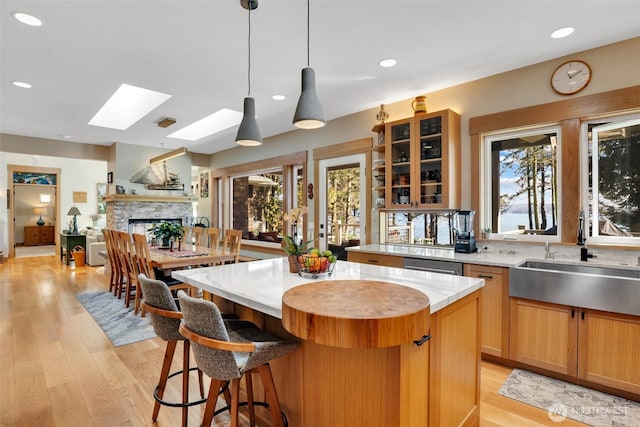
left=571, top=309, right=575, bottom=318
left=478, top=274, right=493, bottom=279
left=414, top=334, right=431, bottom=346
left=367, top=259, right=379, bottom=263
left=581, top=311, right=585, bottom=320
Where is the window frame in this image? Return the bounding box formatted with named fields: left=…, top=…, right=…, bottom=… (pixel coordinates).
left=580, top=112, right=640, bottom=245
left=481, top=124, right=563, bottom=242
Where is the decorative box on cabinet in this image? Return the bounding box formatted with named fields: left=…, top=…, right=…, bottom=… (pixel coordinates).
left=24, top=225, right=55, bottom=246
left=385, top=109, right=460, bottom=209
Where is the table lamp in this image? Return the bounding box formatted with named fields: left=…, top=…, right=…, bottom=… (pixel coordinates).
left=67, top=206, right=81, bottom=234
left=34, top=207, right=47, bottom=226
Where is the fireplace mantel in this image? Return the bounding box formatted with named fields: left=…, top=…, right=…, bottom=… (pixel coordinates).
left=103, top=194, right=197, bottom=203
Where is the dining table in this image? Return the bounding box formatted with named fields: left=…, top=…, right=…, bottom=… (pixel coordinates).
left=148, top=244, right=237, bottom=271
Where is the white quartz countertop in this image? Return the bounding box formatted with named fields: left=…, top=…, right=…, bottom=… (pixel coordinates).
left=348, top=244, right=526, bottom=267
left=348, top=244, right=640, bottom=270
left=172, top=258, right=484, bottom=319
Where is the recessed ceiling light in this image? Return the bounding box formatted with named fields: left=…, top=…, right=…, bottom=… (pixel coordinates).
left=88, top=83, right=172, bottom=130
left=550, top=27, right=574, bottom=39
left=11, top=11, right=42, bottom=26
left=378, top=58, right=397, bottom=68
left=12, top=81, right=32, bottom=88
left=272, top=95, right=286, bottom=101
left=167, top=109, right=243, bottom=141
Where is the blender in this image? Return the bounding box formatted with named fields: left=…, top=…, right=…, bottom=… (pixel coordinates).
left=454, top=210, right=477, bottom=253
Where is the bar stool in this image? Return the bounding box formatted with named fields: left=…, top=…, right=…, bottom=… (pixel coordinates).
left=138, top=274, right=207, bottom=427
left=177, top=290, right=300, bottom=427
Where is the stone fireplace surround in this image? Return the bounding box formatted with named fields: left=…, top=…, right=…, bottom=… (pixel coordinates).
left=104, top=194, right=195, bottom=232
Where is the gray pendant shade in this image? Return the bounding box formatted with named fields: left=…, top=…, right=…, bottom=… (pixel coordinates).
left=235, top=97, right=263, bottom=146
left=293, top=67, right=326, bottom=129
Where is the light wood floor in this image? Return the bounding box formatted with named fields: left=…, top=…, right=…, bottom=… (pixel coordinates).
left=0, top=256, right=587, bottom=426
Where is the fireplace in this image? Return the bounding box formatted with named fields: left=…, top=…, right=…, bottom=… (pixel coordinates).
left=128, top=218, right=182, bottom=236
left=104, top=194, right=195, bottom=231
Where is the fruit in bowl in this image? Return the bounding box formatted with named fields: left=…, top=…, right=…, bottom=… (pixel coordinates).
left=295, top=248, right=338, bottom=276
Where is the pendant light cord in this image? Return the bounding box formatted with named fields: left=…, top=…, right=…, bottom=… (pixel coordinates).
left=247, top=5, right=252, bottom=97
left=306, top=0, right=310, bottom=67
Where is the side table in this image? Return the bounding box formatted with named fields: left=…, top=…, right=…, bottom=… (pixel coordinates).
left=60, top=233, right=86, bottom=265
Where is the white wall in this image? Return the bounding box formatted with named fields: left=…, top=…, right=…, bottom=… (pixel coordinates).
left=0, top=153, right=107, bottom=254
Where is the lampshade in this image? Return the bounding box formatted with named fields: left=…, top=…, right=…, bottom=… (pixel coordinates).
left=235, top=1, right=262, bottom=147
left=67, top=207, right=81, bottom=216
left=235, top=97, right=263, bottom=146
left=293, top=67, right=326, bottom=129
left=34, top=207, right=47, bottom=215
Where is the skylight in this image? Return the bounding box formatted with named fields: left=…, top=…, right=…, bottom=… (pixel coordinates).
left=167, top=109, right=243, bottom=141
left=88, top=84, right=172, bottom=130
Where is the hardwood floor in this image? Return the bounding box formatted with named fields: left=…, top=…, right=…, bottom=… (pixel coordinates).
left=0, top=256, right=587, bottom=426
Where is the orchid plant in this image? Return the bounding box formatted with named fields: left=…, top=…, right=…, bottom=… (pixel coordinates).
left=282, top=206, right=312, bottom=255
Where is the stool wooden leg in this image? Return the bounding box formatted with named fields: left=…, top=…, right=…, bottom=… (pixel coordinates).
left=153, top=340, right=177, bottom=421
left=182, top=340, right=190, bottom=427
left=245, top=373, right=255, bottom=426
left=202, top=379, right=224, bottom=427
left=257, top=364, right=284, bottom=427
left=229, top=377, right=241, bottom=427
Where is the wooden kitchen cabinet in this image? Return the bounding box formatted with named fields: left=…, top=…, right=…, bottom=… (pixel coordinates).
left=24, top=225, right=55, bottom=246
left=510, top=298, right=578, bottom=376
left=578, top=309, right=640, bottom=395
left=510, top=298, right=640, bottom=396
left=464, top=264, right=509, bottom=358
left=384, top=109, right=460, bottom=209
left=347, top=251, right=404, bottom=268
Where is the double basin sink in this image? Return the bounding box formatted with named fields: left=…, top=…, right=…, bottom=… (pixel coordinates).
left=510, top=260, right=640, bottom=316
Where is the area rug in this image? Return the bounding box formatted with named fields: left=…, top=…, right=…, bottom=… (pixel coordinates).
left=76, top=291, right=156, bottom=347
left=499, top=368, right=640, bottom=426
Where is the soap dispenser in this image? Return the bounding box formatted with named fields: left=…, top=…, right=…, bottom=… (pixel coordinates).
left=577, top=209, right=586, bottom=246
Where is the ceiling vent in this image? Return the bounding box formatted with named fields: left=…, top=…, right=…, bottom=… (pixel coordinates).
left=157, top=117, right=176, bottom=128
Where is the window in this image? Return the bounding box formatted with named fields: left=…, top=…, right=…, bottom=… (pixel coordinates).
left=583, top=114, right=640, bottom=244
left=231, top=169, right=284, bottom=242
left=483, top=125, right=561, bottom=239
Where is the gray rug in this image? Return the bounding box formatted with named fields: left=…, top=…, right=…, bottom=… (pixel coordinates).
left=499, top=368, right=640, bottom=426
left=76, top=291, right=156, bottom=347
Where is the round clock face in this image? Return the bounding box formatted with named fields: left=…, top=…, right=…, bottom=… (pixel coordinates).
left=551, top=60, right=592, bottom=95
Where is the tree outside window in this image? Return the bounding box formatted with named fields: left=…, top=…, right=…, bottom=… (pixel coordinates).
left=485, top=128, right=560, bottom=236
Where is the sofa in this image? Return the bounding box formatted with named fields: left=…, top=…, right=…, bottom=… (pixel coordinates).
left=82, top=228, right=106, bottom=266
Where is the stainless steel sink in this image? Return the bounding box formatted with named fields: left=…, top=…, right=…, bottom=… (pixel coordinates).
left=510, top=260, right=640, bottom=316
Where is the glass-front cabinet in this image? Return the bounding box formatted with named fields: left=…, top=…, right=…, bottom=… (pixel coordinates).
left=384, top=109, right=460, bottom=209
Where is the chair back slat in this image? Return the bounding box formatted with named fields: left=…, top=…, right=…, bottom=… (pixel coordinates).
left=222, top=229, right=242, bottom=263
left=206, top=227, right=221, bottom=248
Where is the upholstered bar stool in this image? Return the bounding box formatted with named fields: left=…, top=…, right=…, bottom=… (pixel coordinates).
left=178, top=291, right=300, bottom=427
left=138, top=274, right=206, bottom=427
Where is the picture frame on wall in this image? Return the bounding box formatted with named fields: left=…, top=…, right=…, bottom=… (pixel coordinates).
left=97, top=183, right=107, bottom=214
left=200, top=171, right=209, bottom=198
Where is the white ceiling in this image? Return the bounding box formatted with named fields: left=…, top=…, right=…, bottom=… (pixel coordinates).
left=1, top=0, right=639, bottom=155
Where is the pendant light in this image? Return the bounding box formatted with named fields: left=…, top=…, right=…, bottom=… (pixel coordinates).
left=293, top=0, right=326, bottom=129
left=235, top=0, right=263, bottom=146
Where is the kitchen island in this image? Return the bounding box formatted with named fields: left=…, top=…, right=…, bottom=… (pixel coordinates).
left=173, top=258, right=484, bottom=426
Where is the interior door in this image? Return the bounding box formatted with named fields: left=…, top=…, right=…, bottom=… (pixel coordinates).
left=318, top=154, right=366, bottom=254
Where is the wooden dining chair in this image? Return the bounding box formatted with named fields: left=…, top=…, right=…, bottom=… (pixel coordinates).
left=132, top=233, right=191, bottom=315
left=222, top=229, right=242, bottom=264
left=191, top=226, right=206, bottom=247
left=113, top=230, right=139, bottom=309
left=206, top=227, right=221, bottom=249
left=102, top=228, right=122, bottom=295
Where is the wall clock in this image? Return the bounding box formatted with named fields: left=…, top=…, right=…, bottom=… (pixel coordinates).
left=550, top=60, right=592, bottom=95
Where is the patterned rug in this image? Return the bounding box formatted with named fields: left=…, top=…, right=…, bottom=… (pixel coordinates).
left=499, top=369, right=640, bottom=426
left=76, top=291, right=156, bottom=347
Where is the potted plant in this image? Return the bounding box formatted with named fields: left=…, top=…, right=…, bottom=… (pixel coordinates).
left=282, top=206, right=313, bottom=272
left=147, top=221, right=184, bottom=248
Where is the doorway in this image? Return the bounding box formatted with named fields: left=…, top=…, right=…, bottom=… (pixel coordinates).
left=7, top=165, right=60, bottom=259
left=318, top=153, right=366, bottom=255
